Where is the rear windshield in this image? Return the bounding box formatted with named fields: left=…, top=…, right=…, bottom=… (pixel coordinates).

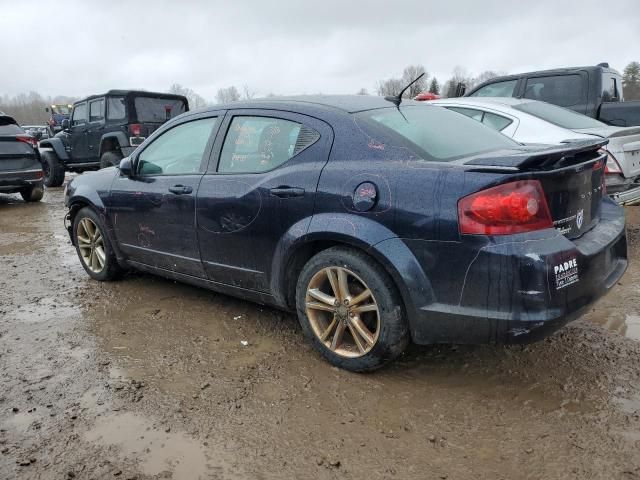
left=356, top=105, right=520, bottom=161
left=0, top=124, right=23, bottom=134
left=134, top=97, right=187, bottom=123
left=513, top=101, right=605, bottom=129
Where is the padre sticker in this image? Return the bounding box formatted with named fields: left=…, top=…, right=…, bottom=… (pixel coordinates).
left=553, top=258, right=579, bottom=290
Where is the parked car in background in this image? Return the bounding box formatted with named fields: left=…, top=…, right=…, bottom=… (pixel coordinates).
left=463, top=63, right=640, bottom=127
left=45, top=104, right=72, bottom=137
left=64, top=95, right=627, bottom=371
left=429, top=97, right=640, bottom=205
left=414, top=92, right=441, bottom=101
left=21, top=125, right=49, bottom=141
left=0, top=115, right=44, bottom=202
left=39, top=90, right=189, bottom=187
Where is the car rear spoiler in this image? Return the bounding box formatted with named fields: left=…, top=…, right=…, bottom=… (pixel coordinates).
left=464, top=139, right=608, bottom=171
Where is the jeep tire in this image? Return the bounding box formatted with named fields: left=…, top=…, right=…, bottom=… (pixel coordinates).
left=41, top=151, right=65, bottom=187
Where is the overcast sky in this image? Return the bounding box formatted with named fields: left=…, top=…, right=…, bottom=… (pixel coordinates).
left=2, top=0, right=639, bottom=101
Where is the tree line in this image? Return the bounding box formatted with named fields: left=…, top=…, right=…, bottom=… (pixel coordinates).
left=3, top=61, right=640, bottom=125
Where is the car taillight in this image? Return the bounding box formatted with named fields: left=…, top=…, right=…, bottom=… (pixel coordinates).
left=129, top=124, right=142, bottom=136
left=16, top=135, right=38, bottom=148
left=458, top=180, right=553, bottom=235
left=599, top=148, right=622, bottom=174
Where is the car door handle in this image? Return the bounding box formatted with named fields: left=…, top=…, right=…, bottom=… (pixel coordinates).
left=168, top=185, right=193, bottom=195
left=269, top=186, right=305, bottom=198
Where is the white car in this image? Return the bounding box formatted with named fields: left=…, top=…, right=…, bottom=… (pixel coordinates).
left=428, top=97, right=640, bottom=205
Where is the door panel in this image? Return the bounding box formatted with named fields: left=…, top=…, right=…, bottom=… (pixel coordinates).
left=108, top=116, right=220, bottom=277
left=196, top=110, right=333, bottom=292
left=69, top=102, right=89, bottom=161
left=87, top=98, right=105, bottom=162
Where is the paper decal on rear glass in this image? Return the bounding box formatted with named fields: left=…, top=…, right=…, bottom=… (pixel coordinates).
left=553, top=258, right=579, bottom=290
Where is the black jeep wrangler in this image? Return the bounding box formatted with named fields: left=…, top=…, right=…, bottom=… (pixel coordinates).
left=39, top=90, right=189, bottom=186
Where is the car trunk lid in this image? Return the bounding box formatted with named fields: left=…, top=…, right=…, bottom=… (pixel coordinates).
left=464, top=140, right=607, bottom=239
left=572, top=126, right=640, bottom=178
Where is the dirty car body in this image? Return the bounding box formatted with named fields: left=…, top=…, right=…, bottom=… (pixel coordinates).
left=64, top=96, right=627, bottom=367
left=0, top=115, right=43, bottom=200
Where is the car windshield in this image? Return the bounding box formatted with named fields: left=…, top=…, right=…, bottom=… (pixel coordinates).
left=52, top=105, right=71, bottom=115
left=513, top=101, right=606, bottom=129
left=357, top=105, right=520, bottom=161
left=134, top=97, right=187, bottom=123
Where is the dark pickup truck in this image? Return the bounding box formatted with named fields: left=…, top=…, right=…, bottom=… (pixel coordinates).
left=464, top=63, right=640, bottom=128
left=39, top=90, right=189, bottom=187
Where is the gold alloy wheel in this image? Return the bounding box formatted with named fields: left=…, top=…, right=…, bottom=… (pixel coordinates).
left=305, top=266, right=380, bottom=358
left=76, top=217, right=106, bottom=274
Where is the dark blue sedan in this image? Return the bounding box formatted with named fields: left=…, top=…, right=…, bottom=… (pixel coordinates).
left=64, top=96, right=627, bottom=371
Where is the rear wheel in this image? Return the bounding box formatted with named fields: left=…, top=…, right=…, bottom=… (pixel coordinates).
left=72, top=207, right=122, bottom=281
left=100, top=150, right=123, bottom=169
left=41, top=151, right=65, bottom=187
left=296, top=246, right=409, bottom=372
left=20, top=184, right=44, bottom=202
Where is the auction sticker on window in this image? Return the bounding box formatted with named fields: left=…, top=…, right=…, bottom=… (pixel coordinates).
left=553, top=258, right=579, bottom=290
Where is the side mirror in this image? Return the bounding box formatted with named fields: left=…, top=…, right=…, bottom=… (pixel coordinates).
left=455, top=82, right=467, bottom=97
left=45, top=107, right=49, bottom=113
left=61, top=119, right=70, bottom=130
left=119, top=157, right=134, bottom=176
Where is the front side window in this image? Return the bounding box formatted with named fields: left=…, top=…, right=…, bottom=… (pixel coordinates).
left=218, top=116, right=317, bottom=173
left=357, top=105, right=519, bottom=162
left=469, top=80, right=517, bottom=98
left=107, top=97, right=126, bottom=121
left=89, top=98, right=104, bottom=122
left=523, top=75, right=583, bottom=107
left=72, top=103, right=87, bottom=125
left=137, top=117, right=218, bottom=175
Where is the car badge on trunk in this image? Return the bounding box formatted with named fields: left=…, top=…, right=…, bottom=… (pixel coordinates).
left=576, top=209, right=584, bottom=229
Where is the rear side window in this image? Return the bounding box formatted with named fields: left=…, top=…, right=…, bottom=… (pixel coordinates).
left=107, top=97, right=126, bottom=121
left=469, top=80, right=517, bottom=98
left=218, top=116, right=319, bottom=173
left=447, top=107, right=513, bottom=131
left=513, top=101, right=605, bottom=129
left=602, top=76, right=621, bottom=102
left=89, top=98, right=104, bottom=122
left=134, top=97, right=187, bottom=123
left=357, top=105, right=519, bottom=162
left=523, top=75, right=583, bottom=107
left=72, top=103, right=87, bottom=124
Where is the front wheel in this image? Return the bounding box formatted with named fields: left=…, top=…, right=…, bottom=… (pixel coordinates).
left=72, top=207, right=122, bottom=281
left=296, top=246, right=409, bottom=372
left=20, top=184, right=44, bottom=202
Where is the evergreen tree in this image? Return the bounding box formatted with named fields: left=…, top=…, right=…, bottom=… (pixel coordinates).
left=623, top=61, right=640, bottom=100
left=428, top=78, right=440, bottom=95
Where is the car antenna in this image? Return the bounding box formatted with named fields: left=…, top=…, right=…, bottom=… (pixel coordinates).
left=384, top=73, right=425, bottom=107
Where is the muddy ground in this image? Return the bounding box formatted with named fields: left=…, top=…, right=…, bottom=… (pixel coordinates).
left=1, top=183, right=640, bottom=480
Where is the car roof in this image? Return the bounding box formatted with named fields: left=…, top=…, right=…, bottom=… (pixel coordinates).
left=74, top=90, right=189, bottom=105
left=206, top=95, right=423, bottom=114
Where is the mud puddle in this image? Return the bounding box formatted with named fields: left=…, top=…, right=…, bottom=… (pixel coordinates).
left=2, top=188, right=640, bottom=479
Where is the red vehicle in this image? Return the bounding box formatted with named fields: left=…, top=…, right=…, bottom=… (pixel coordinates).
left=414, top=92, right=441, bottom=101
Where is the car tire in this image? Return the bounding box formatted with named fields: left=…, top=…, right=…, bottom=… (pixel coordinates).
left=100, top=151, right=123, bottom=169
left=72, top=207, right=122, bottom=281
left=20, top=184, right=44, bottom=202
left=295, top=246, right=409, bottom=372
left=41, top=151, right=65, bottom=187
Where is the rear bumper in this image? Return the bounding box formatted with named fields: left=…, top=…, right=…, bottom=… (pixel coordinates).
left=0, top=168, right=44, bottom=193
left=401, top=200, right=627, bottom=345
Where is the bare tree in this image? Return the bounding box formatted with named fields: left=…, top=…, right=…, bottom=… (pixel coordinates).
left=216, top=86, right=241, bottom=104
left=401, top=65, right=428, bottom=98
left=469, top=70, right=504, bottom=89
left=0, top=92, right=78, bottom=125
left=442, top=66, right=473, bottom=98
left=242, top=85, right=257, bottom=100
left=168, top=83, right=207, bottom=109
left=623, top=61, right=640, bottom=100
left=376, top=78, right=404, bottom=97
left=356, top=88, right=369, bottom=95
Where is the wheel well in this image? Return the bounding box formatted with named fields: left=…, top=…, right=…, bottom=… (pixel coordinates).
left=100, top=138, right=120, bottom=156
left=282, top=240, right=396, bottom=311
left=67, top=200, right=90, bottom=229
